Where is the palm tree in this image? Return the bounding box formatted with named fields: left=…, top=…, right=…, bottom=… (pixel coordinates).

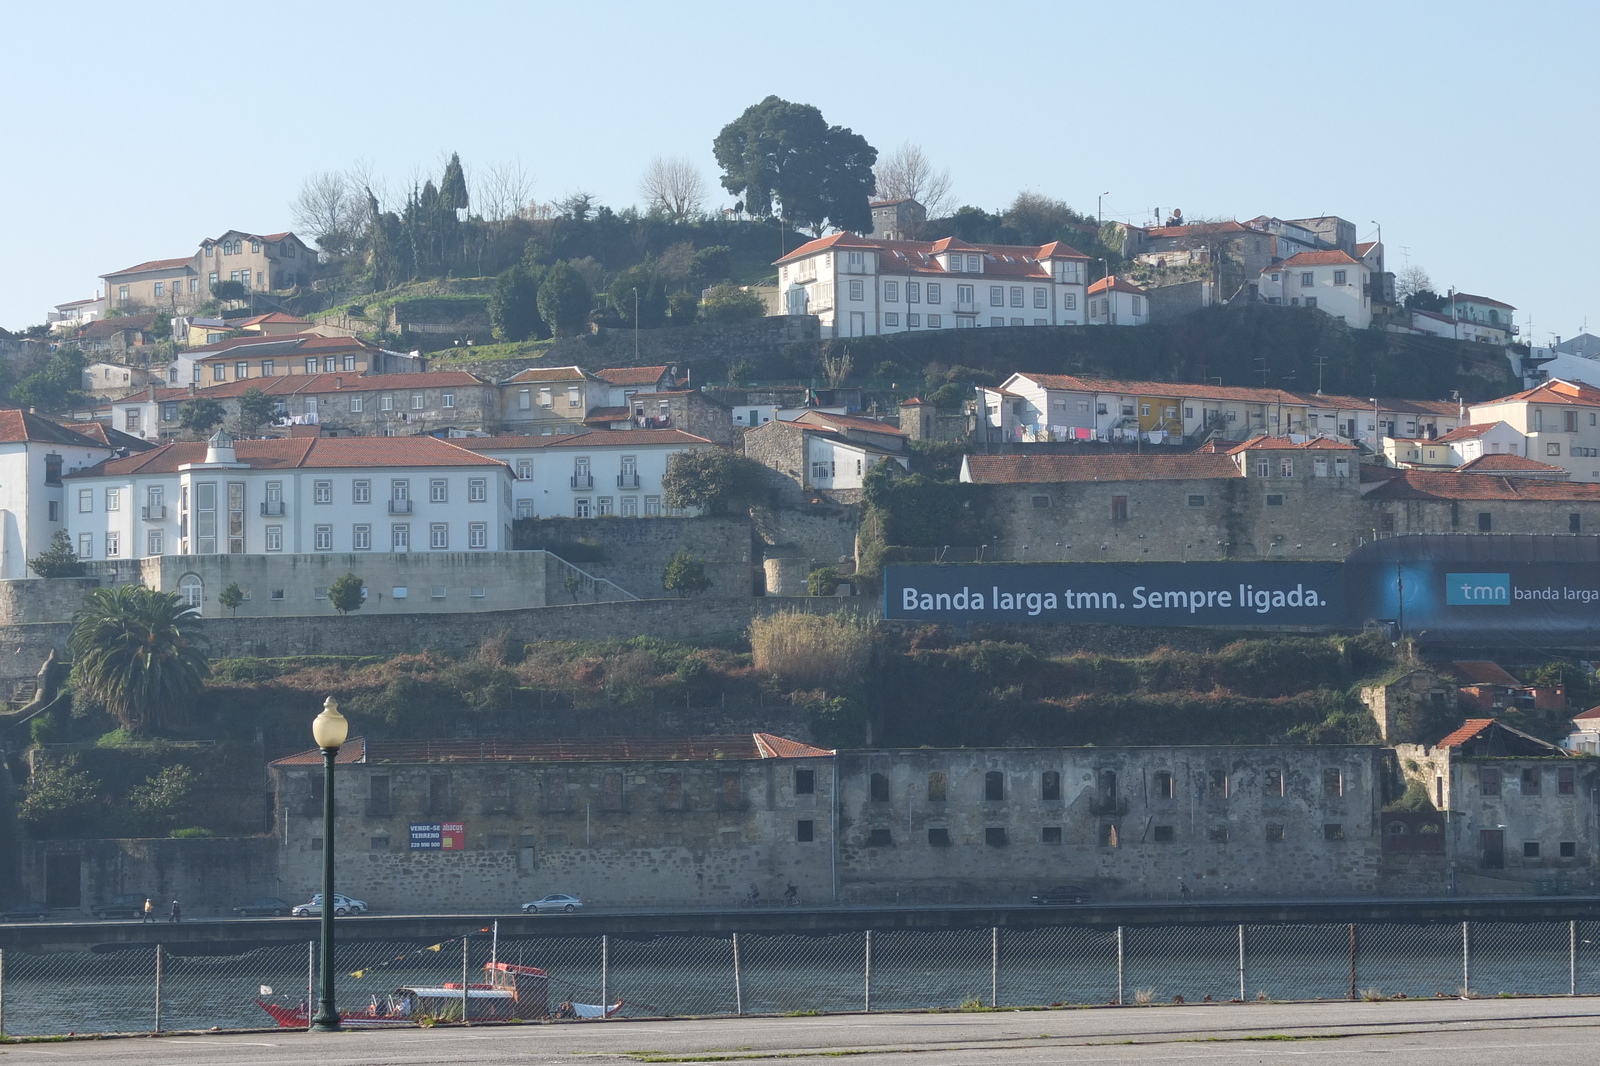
left=69, top=586, right=210, bottom=734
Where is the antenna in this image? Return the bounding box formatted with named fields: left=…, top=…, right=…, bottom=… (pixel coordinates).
left=1314, top=351, right=1327, bottom=393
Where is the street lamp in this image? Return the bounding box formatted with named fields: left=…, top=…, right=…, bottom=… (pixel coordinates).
left=310, top=696, right=349, bottom=1033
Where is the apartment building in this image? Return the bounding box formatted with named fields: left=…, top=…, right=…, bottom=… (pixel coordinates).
left=1470, top=379, right=1600, bottom=482
left=775, top=233, right=1090, bottom=338
left=463, top=428, right=713, bottom=519
left=1086, top=276, right=1149, bottom=326
left=101, top=230, right=315, bottom=313
left=1257, top=250, right=1373, bottom=328
left=498, top=366, right=606, bottom=434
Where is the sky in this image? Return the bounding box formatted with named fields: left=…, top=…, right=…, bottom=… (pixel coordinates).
left=2, top=0, right=1596, bottom=347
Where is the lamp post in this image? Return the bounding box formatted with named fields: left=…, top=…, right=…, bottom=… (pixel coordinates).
left=310, top=696, right=349, bottom=1032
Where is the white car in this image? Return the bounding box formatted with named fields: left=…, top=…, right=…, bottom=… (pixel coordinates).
left=292, top=893, right=369, bottom=917
left=521, top=893, right=583, bottom=914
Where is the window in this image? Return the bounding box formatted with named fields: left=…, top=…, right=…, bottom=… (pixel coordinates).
left=1032, top=494, right=1051, bottom=509
left=1111, top=495, right=1128, bottom=521
left=1042, top=826, right=1062, bottom=844
left=1562, top=841, right=1577, bottom=857
left=1523, top=841, right=1542, bottom=859
left=810, top=460, right=834, bottom=481
left=1063, top=293, right=1077, bottom=310
left=266, top=526, right=283, bottom=551
left=429, top=479, right=448, bottom=503
left=78, top=488, right=92, bottom=513
left=849, top=279, right=864, bottom=301
left=1300, top=271, right=1314, bottom=287
left=1208, top=826, right=1229, bottom=842
left=928, top=314, right=941, bottom=328
left=1323, top=768, right=1343, bottom=797
left=147, top=530, right=163, bottom=555
left=1209, top=769, right=1229, bottom=798
left=1478, top=512, right=1492, bottom=532
left=907, top=313, right=920, bottom=327
left=906, top=281, right=920, bottom=303
left=957, top=283, right=973, bottom=304
left=574, top=499, right=590, bottom=518
left=884, top=281, right=899, bottom=302
left=1153, top=825, right=1175, bottom=843
left=1153, top=770, right=1174, bottom=799
left=179, top=573, right=202, bottom=607
left=1187, top=494, right=1206, bottom=507
left=213, top=364, right=226, bottom=381
left=153, top=281, right=164, bottom=297
left=468, top=478, right=487, bottom=502
left=885, top=313, right=900, bottom=327
left=1032, top=287, right=1047, bottom=309
left=1098, top=822, right=1119, bottom=847
left=344, top=355, right=358, bottom=372
left=794, top=768, right=815, bottom=795
left=1266, top=824, right=1286, bottom=842
left=866, top=828, right=893, bottom=847
left=989, top=285, right=1004, bottom=306
left=263, top=360, right=275, bottom=377
left=430, top=523, right=448, bottom=549
left=468, top=522, right=488, bottom=549
left=1305, top=297, right=1317, bottom=309
left=1522, top=767, right=1541, bottom=795
left=1140, top=404, right=1151, bottom=417
left=105, top=532, right=119, bottom=557
left=1479, top=767, right=1501, bottom=796
left=1548, top=442, right=1562, bottom=456
left=411, top=393, right=425, bottom=410
left=1333, top=270, right=1347, bottom=285
left=353, top=480, right=370, bottom=504
left=926, top=283, right=940, bottom=303
left=1323, top=824, right=1345, bottom=841
left=314, top=525, right=332, bottom=551
left=927, top=772, right=947, bottom=802
left=595, top=496, right=613, bottom=516
left=985, top=827, right=1008, bottom=847
left=991, top=316, right=1004, bottom=326
left=352, top=524, right=371, bottom=551
left=796, top=820, right=815, bottom=842
left=1256, top=459, right=1271, bottom=478
left=1280, top=459, right=1294, bottom=477
left=928, top=827, right=952, bottom=847
left=1265, top=768, right=1284, bottom=797
left=392, top=524, right=410, bottom=551
left=984, top=770, right=1005, bottom=801
left=442, top=391, right=454, bottom=408
left=305, top=358, right=318, bottom=374
left=869, top=773, right=890, bottom=802
left=236, top=361, right=249, bottom=380
left=516, top=459, right=533, bottom=480
left=1007, top=286, right=1023, bottom=308
left=1559, top=766, right=1575, bottom=795
left=314, top=481, right=332, bottom=504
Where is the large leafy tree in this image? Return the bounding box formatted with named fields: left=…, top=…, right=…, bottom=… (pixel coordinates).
left=234, top=387, right=277, bottom=437
left=10, top=345, right=86, bottom=411
left=489, top=263, right=547, bottom=342
left=178, top=398, right=226, bottom=438
left=662, top=449, right=767, bottom=514
left=69, top=585, right=210, bottom=734
left=536, top=260, right=594, bottom=338
left=713, top=96, right=877, bottom=235
left=29, top=530, right=85, bottom=578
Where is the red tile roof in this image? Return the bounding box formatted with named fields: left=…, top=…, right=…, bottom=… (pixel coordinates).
left=1445, top=661, right=1523, bottom=687
left=898, top=396, right=931, bottom=407
left=120, top=370, right=486, bottom=404
left=582, top=406, right=631, bottom=424
left=964, top=453, right=1241, bottom=484
left=1481, top=379, right=1600, bottom=408
left=270, top=733, right=831, bottom=766
left=235, top=312, right=312, bottom=327
left=1433, top=422, right=1501, bottom=442
left=1453, top=292, right=1516, bottom=310
left=1572, top=705, right=1600, bottom=722
left=462, top=429, right=711, bottom=451
left=1226, top=436, right=1357, bottom=452
left=0, top=409, right=116, bottom=448
left=1355, top=241, right=1379, bottom=257
left=1435, top=719, right=1497, bottom=748
left=1144, top=221, right=1247, bottom=239
left=189, top=334, right=371, bottom=358
left=1088, top=275, right=1148, bottom=296
left=505, top=366, right=590, bottom=383
left=102, top=256, right=193, bottom=277
left=1263, top=250, right=1361, bottom=271
left=776, top=234, right=1087, bottom=274
left=592, top=365, right=671, bottom=386
left=1363, top=470, right=1600, bottom=502
left=792, top=411, right=906, bottom=436
left=72, top=435, right=506, bottom=477
left=1455, top=454, right=1565, bottom=474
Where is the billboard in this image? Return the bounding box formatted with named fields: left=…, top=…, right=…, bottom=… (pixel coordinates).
left=409, top=822, right=465, bottom=850
left=884, top=562, right=1345, bottom=627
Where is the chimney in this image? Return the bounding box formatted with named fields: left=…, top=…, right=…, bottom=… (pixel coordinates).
left=335, top=377, right=342, bottom=389
left=187, top=383, right=197, bottom=397
left=147, top=384, right=156, bottom=402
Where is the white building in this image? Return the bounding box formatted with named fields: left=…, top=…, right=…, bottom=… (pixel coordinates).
left=1086, top=276, right=1149, bottom=326
left=47, top=294, right=105, bottom=333
left=1470, top=378, right=1600, bottom=482
left=775, top=233, right=1090, bottom=338
left=0, top=412, right=131, bottom=578
left=64, top=431, right=514, bottom=565
left=463, top=429, right=713, bottom=519
left=1258, top=250, right=1372, bottom=328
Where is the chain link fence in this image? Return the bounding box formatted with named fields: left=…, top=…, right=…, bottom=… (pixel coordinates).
left=4, top=919, right=1599, bottom=1038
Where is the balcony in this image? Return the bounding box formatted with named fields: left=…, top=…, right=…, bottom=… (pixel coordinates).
left=141, top=505, right=167, bottom=521
left=259, top=501, right=286, bottom=517
left=955, top=300, right=978, bottom=314
left=617, top=473, right=640, bottom=489
left=571, top=474, right=594, bottom=489
left=388, top=499, right=412, bottom=514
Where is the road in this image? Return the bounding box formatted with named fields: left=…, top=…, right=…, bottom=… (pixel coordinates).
left=5, top=998, right=1600, bottom=1065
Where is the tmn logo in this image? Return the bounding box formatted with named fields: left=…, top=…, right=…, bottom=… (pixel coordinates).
left=1446, top=573, right=1511, bottom=605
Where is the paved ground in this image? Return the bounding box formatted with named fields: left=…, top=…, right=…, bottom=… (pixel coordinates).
left=5, top=998, right=1600, bottom=1065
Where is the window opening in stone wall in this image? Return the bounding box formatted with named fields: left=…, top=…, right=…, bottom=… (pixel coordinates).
left=1559, top=766, right=1575, bottom=795
left=720, top=771, right=743, bottom=809
left=1208, top=825, right=1229, bottom=842
left=927, top=772, right=947, bottom=802
left=1265, top=823, right=1285, bottom=841
left=543, top=773, right=569, bottom=812
left=1042, top=826, right=1062, bottom=844
left=870, top=772, right=890, bottom=802
left=1153, top=825, right=1175, bottom=842
left=1097, top=769, right=1118, bottom=807
left=795, top=768, right=815, bottom=795
left=1153, top=770, right=1174, bottom=799
left=1562, top=841, right=1577, bottom=857
left=370, top=836, right=389, bottom=850
left=1480, top=767, right=1501, bottom=796
left=1522, top=767, right=1541, bottom=795
left=660, top=772, right=683, bottom=810
left=1042, top=771, right=1061, bottom=801
left=485, top=773, right=511, bottom=813
left=1098, top=822, right=1119, bottom=847
left=1265, top=768, right=1284, bottom=797
left=1323, top=768, right=1343, bottom=797
left=867, top=828, right=892, bottom=847
left=1208, top=769, right=1229, bottom=798
left=928, top=827, right=952, bottom=846
left=1323, top=823, right=1344, bottom=841
left=985, top=827, right=1008, bottom=846
left=796, top=819, right=815, bottom=842
left=1524, top=841, right=1541, bottom=858
left=984, top=771, right=1005, bottom=801
left=368, top=775, right=390, bottom=816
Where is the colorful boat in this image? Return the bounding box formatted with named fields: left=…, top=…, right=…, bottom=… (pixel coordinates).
left=258, top=961, right=612, bottom=1027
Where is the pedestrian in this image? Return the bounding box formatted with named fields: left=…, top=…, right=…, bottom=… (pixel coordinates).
left=142, top=898, right=155, bottom=923
left=1179, top=881, right=1190, bottom=901
left=169, top=899, right=181, bottom=923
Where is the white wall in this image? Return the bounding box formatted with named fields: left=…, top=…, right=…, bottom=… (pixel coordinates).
left=0, top=440, right=114, bottom=579
left=476, top=440, right=704, bottom=519
left=1260, top=262, right=1372, bottom=328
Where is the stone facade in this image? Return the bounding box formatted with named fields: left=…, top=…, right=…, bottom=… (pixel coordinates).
left=513, top=516, right=753, bottom=600
left=19, top=837, right=280, bottom=915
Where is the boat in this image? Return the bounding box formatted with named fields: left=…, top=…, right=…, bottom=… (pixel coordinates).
left=259, top=961, right=580, bottom=1027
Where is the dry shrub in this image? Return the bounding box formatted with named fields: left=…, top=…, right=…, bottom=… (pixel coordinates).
left=749, top=611, right=874, bottom=690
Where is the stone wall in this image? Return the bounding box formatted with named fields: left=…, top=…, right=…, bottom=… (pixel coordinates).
left=515, top=516, right=753, bottom=599
left=750, top=505, right=859, bottom=577
left=19, top=837, right=280, bottom=916
left=0, top=577, right=100, bottom=627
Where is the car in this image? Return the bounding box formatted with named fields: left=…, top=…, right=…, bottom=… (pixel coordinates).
left=0, top=900, right=50, bottom=921
left=291, top=893, right=369, bottom=917
left=1030, top=885, right=1091, bottom=905
left=91, top=893, right=151, bottom=919
left=232, top=896, right=293, bottom=917
left=521, top=893, right=583, bottom=914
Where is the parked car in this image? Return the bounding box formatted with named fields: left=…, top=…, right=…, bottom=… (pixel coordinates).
left=291, top=893, right=368, bottom=917
left=0, top=900, right=50, bottom=921
left=1030, top=885, right=1091, bottom=905
left=91, top=893, right=150, bottom=919
left=232, top=896, right=293, bottom=917
left=521, top=893, right=583, bottom=914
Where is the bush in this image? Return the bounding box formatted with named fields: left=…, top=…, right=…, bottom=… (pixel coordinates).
left=749, top=611, right=874, bottom=690
left=806, top=567, right=840, bottom=596
left=170, top=827, right=215, bottom=838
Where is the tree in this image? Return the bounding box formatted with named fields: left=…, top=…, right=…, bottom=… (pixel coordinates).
left=662, top=449, right=767, bottom=514
left=639, top=156, right=708, bottom=222
left=1396, top=264, right=1433, bottom=303
left=1004, top=192, right=1090, bottom=245
left=874, top=142, right=954, bottom=222
left=29, top=530, right=85, bottom=578
left=806, top=566, right=841, bottom=596
left=68, top=585, right=210, bottom=734
left=178, top=398, right=226, bottom=438
left=713, top=96, right=877, bottom=234
left=17, top=756, right=101, bottom=837
left=210, top=280, right=247, bottom=302
left=662, top=550, right=712, bottom=598
left=218, top=583, right=245, bottom=617
left=234, top=388, right=277, bottom=437
left=127, top=765, right=198, bottom=835
left=699, top=283, right=766, bottom=323
left=10, top=345, right=86, bottom=411
left=536, top=260, right=594, bottom=337
left=439, top=151, right=470, bottom=213
left=328, top=573, right=365, bottom=616
left=489, top=263, right=546, bottom=342
left=820, top=342, right=853, bottom=387
left=557, top=191, right=597, bottom=221
left=291, top=171, right=362, bottom=256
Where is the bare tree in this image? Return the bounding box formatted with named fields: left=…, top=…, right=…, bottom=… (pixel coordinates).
left=874, top=142, right=954, bottom=221
left=639, top=156, right=707, bottom=222
left=476, top=160, right=536, bottom=223
left=290, top=171, right=362, bottom=256
left=1396, top=264, right=1432, bottom=302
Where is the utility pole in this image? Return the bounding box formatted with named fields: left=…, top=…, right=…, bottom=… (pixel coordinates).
left=633, top=286, right=640, bottom=361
